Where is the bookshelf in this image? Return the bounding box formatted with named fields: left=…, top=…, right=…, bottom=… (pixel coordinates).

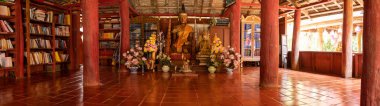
left=99, top=15, right=120, bottom=66
left=131, top=16, right=160, bottom=48
left=24, top=0, right=72, bottom=77
left=0, top=0, right=23, bottom=78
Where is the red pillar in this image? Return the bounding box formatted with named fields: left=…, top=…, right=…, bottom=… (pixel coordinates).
left=82, top=0, right=100, bottom=86
left=360, top=0, right=380, bottom=105
left=260, top=0, right=279, bottom=87
left=342, top=0, right=353, bottom=78
left=120, top=0, right=130, bottom=52
left=291, top=9, right=301, bottom=70
left=72, top=11, right=83, bottom=70
left=230, top=0, right=241, bottom=53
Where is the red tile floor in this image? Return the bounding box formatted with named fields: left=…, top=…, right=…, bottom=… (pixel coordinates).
left=0, top=67, right=361, bottom=106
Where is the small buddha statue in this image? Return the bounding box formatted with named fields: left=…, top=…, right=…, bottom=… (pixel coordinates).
left=198, top=31, right=211, bottom=55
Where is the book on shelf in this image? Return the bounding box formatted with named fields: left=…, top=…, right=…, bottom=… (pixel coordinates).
left=112, top=24, right=120, bottom=29
left=103, top=23, right=112, bottom=29
left=25, top=52, right=53, bottom=65
left=100, top=42, right=119, bottom=48
left=110, top=18, right=119, bottom=22
left=55, top=13, right=71, bottom=25
left=0, top=5, right=10, bottom=16
left=55, top=26, right=69, bottom=36
left=30, top=38, right=52, bottom=49
left=55, top=40, right=67, bottom=49
left=30, top=7, right=53, bottom=22
left=30, top=23, right=52, bottom=35
left=101, top=32, right=120, bottom=39
left=0, top=20, right=13, bottom=33
left=0, top=39, right=13, bottom=50
left=0, top=53, right=12, bottom=68
left=54, top=51, right=69, bottom=62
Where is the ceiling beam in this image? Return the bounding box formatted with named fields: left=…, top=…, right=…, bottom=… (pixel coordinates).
left=193, top=0, right=197, bottom=14
left=136, top=6, right=224, bottom=10
left=241, top=3, right=296, bottom=10
left=141, top=13, right=223, bottom=17
left=299, top=0, right=333, bottom=9
left=354, top=0, right=363, bottom=7
left=200, top=0, right=204, bottom=14
left=333, top=1, right=342, bottom=9
left=311, top=6, right=319, bottom=12
left=322, top=4, right=330, bottom=10
left=208, top=0, right=214, bottom=14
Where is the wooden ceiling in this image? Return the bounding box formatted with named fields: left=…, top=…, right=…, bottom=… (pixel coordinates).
left=47, top=0, right=364, bottom=20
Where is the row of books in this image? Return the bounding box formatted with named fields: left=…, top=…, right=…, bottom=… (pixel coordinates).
left=100, top=42, right=118, bottom=48
left=1, top=1, right=15, bottom=68
left=0, top=39, right=13, bottom=50
left=54, top=52, right=69, bottom=62
left=103, top=23, right=120, bottom=29
left=30, top=23, right=52, bottom=35
left=100, top=18, right=119, bottom=23
left=55, top=26, right=70, bottom=36
left=30, top=7, right=53, bottom=23
left=0, top=5, right=11, bottom=16
left=0, top=53, right=12, bottom=68
left=0, top=20, right=13, bottom=33
left=55, top=40, right=67, bottom=49
left=55, top=13, right=71, bottom=25
left=101, top=32, right=120, bottom=39
left=30, top=38, right=51, bottom=49
left=26, top=52, right=53, bottom=65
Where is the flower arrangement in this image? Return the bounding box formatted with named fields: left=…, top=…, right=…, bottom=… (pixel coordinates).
left=211, top=35, right=224, bottom=54
left=157, top=54, right=171, bottom=66
left=221, top=46, right=241, bottom=69
left=123, top=45, right=147, bottom=68
left=144, top=33, right=158, bottom=53
left=208, top=35, right=224, bottom=67
left=207, top=54, right=220, bottom=67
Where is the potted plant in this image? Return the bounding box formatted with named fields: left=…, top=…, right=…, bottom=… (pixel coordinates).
left=157, top=54, right=171, bottom=72
left=207, top=36, right=224, bottom=74
left=207, top=54, right=219, bottom=74
left=123, top=45, right=146, bottom=74
left=221, top=46, right=241, bottom=73
left=144, top=33, right=158, bottom=70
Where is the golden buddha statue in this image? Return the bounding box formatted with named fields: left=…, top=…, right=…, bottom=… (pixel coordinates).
left=172, top=12, right=193, bottom=53
left=198, top=31, right=211, bottom=55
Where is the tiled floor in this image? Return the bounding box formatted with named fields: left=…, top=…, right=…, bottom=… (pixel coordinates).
left=0, top=67, right=361, bottom=106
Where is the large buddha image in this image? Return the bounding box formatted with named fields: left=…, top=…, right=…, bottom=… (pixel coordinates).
left=172, top=11, right=193, bottom=53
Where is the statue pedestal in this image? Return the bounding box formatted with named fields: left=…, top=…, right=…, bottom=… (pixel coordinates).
left=170, top=53, right=191, bottom=61
left=170, top=53, right=192, bottom=73
left=196, top=54, right=210, bottom=66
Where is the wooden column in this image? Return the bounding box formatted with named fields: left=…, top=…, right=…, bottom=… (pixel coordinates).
left=342, top=0, right=353, bottom=78
left=279, top=17, right=287, bottom=36
left=360, top=0, right=380, bottom=105
left=230, top=0, right=241, bottom=53
left=291, top=9, right=301, bottom=70
left=318, top=28, right=324, bottom=50
left=357, top=29, right=363, bottom=52
left=120, top=0, right=130, bottom=52
left=72, top=11, right=83, bottom=71
left=15, top=0, right=24, bottom=78
left=260, top=0, right=279, bottom=87
left=82, top=0, right=100, bottom=86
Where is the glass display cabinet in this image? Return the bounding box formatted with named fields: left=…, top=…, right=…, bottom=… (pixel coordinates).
left=241, top=15, right=261, bottom=62
left=130, top=24, right=142, bottom=48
